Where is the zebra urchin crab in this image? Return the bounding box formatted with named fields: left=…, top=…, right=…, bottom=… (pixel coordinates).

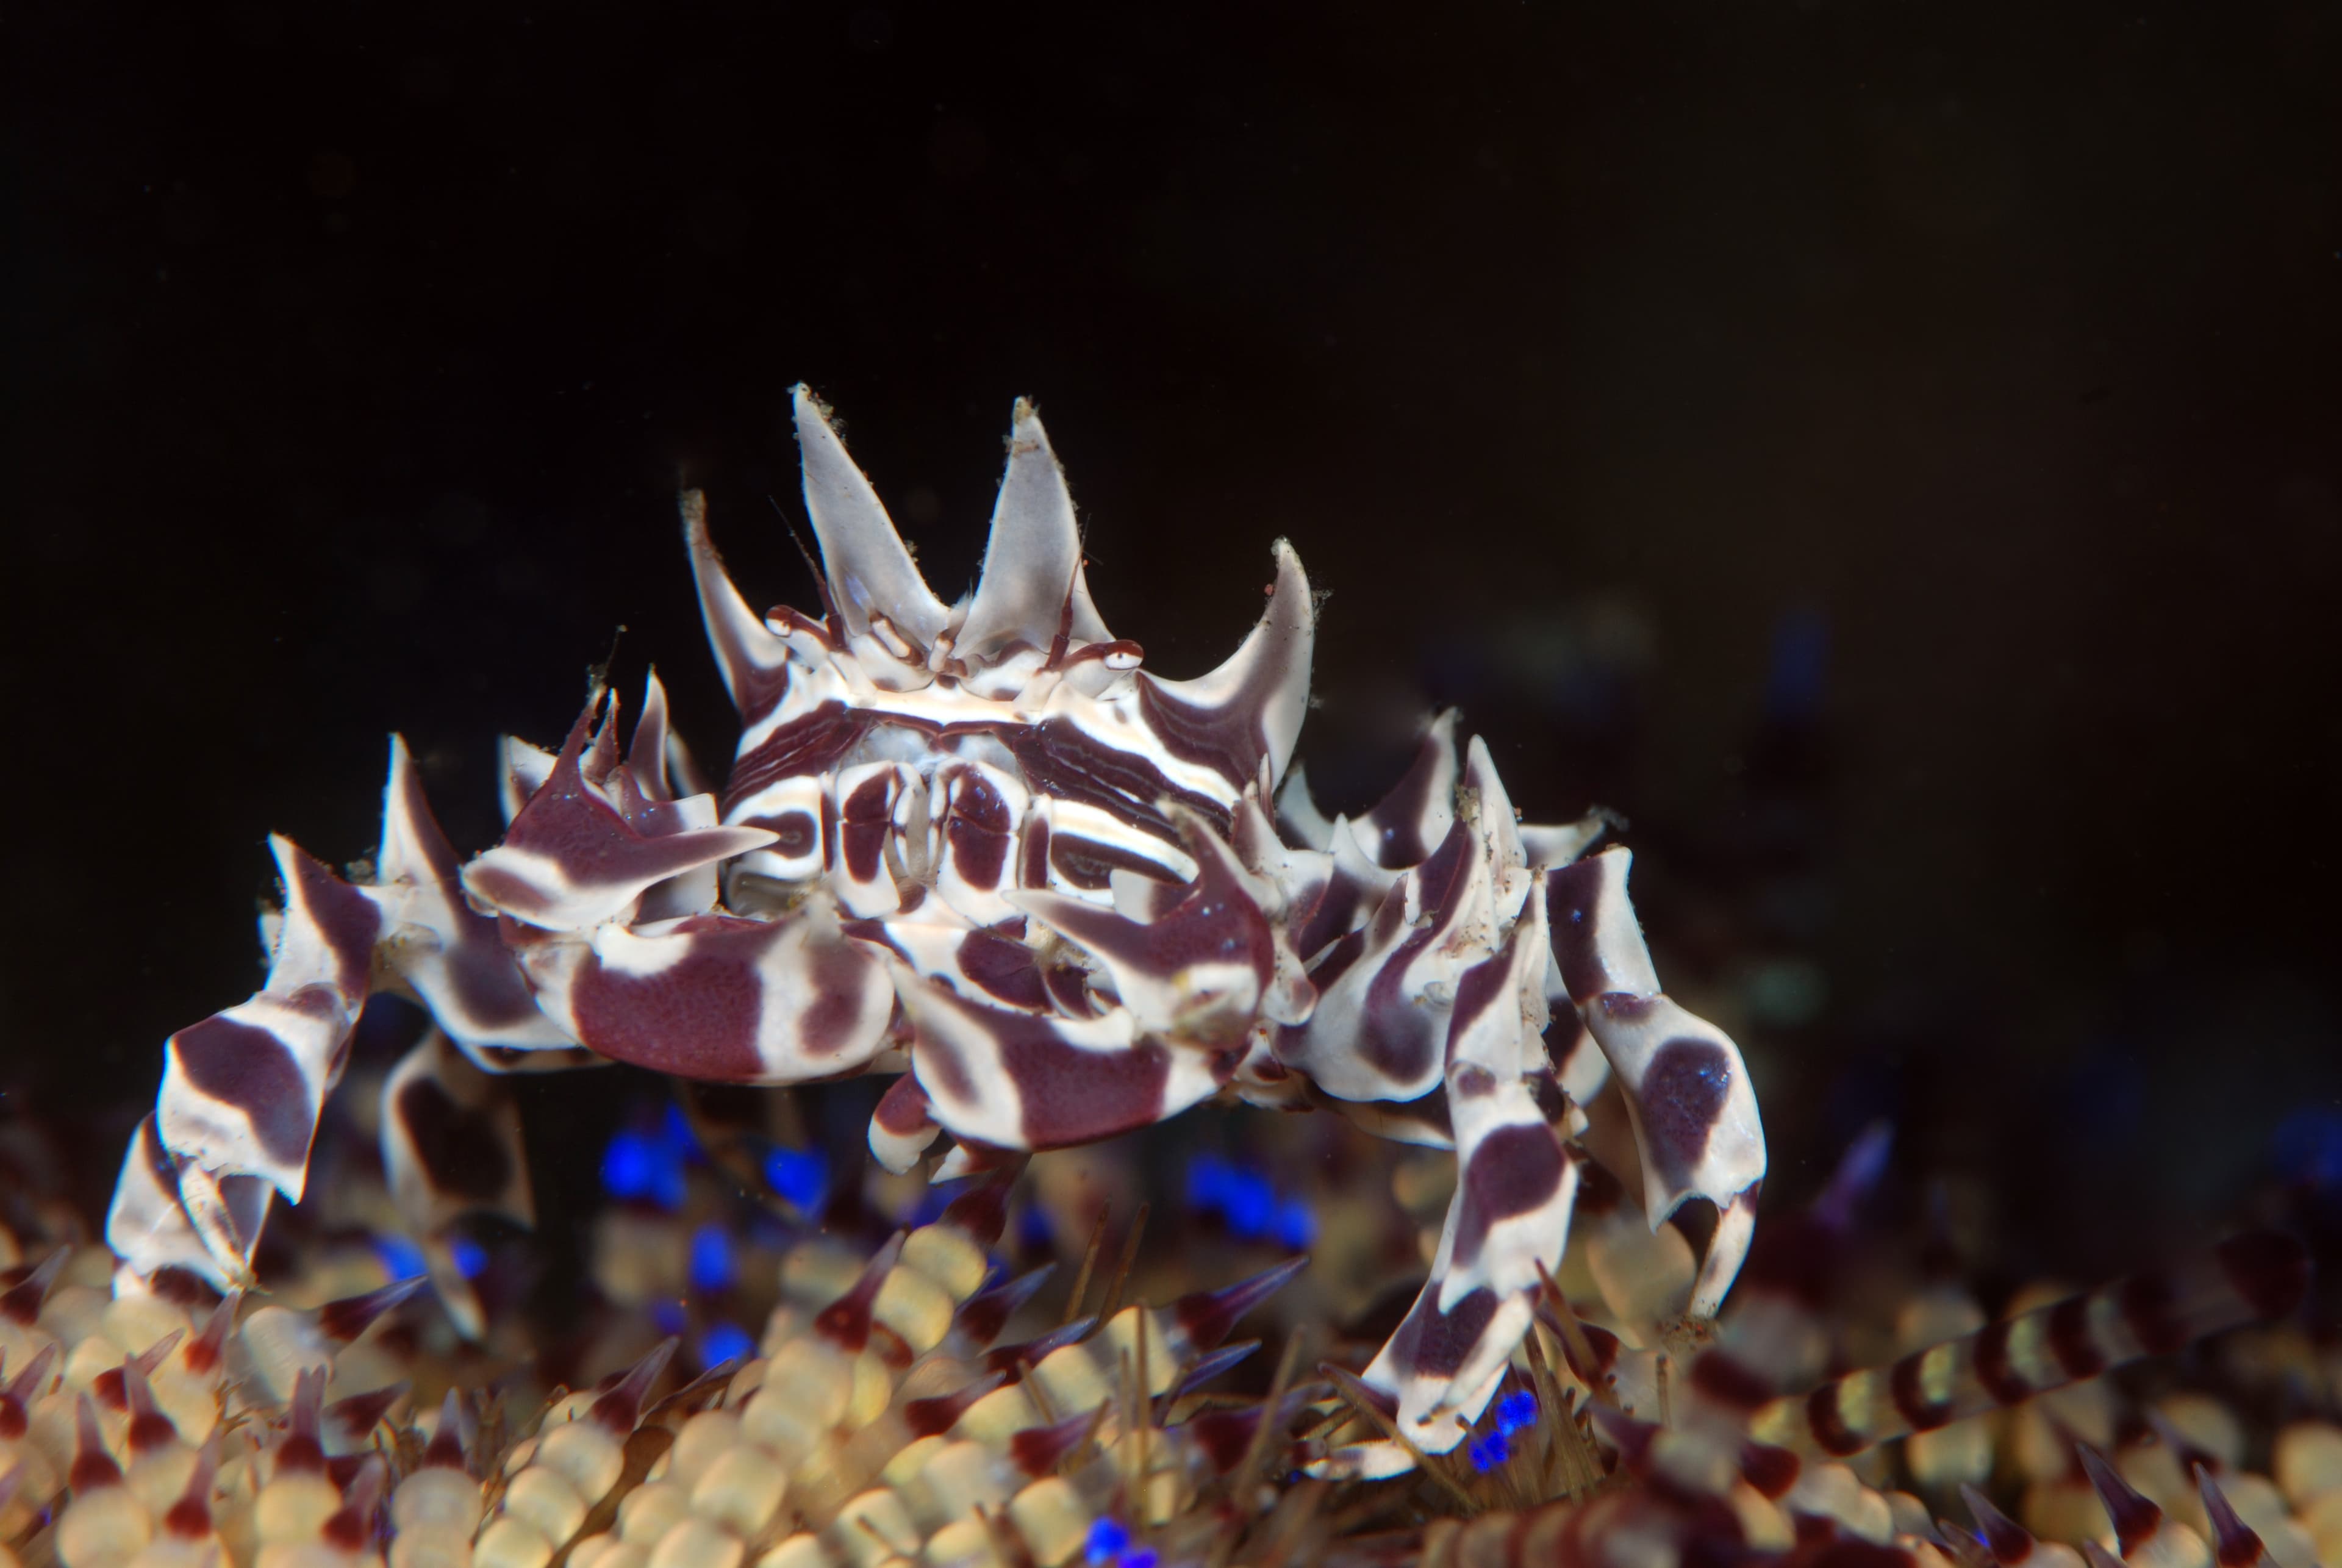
left=106, top=387, right=1764, bottom=1471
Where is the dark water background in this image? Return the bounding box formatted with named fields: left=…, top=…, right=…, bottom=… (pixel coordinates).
left=5, top=1, right=2339, bottom=1283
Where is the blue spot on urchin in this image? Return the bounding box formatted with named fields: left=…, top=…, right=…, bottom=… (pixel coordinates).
left=700, top=1320, right=753, bottom=1370
left=373, top=1234, right=427, bottom=1281
left=1468, top=1431, right=1510, bottom=1472
left=601, top=1129, right=654, bottom=1198
left=1122, top=1551, right=1159, bottom=1568
left=1191, top=1152, right=1308, bottom=1245
left=602, top=1126, right=687, bottom=1210
left=689, top=1224, right=736, bottom=1294
left=651, top=1298, right=687, bottom=1336
left=449, top=1237, right=489, bottom=1280
left=1221, top=1168, right=1276, bottom=1239
left=1496, top=1390, right=1538, bottom=1434
left=1084, top=1516, right=1130, bottom=1565
left=763, top=1147, right=829, bottom=1212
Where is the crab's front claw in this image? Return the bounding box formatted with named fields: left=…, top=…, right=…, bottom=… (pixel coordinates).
left=1546, top=847, right=1767, bottom=1312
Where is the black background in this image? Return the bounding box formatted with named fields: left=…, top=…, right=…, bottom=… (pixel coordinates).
left=7, top=0, right=2340, bottom=1276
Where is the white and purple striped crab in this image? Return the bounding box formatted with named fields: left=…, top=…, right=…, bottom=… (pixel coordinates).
left=105, top=387, right=1765, bottom=1466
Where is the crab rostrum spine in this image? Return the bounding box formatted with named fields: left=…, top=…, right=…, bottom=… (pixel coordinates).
left=106, top=385, right=1766, bottom=1475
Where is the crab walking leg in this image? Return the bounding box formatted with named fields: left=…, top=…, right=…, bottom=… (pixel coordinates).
left=1340, top=898, right=1581, bottom=1469
left=379, top=1033, right=535, bottom=1338
left=130, top=834, right=382, bottom=1286
left=113, top=678, right=750, bottom=1291
left=1545, top=845, right=1767, bottom=1314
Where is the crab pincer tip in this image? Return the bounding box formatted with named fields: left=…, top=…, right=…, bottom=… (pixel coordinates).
left=589, top=1337, right=679, bottom=1434
left=1171, top=1254, right=1308, bottom=1351
left=1960, top=1483, right=2038, bottom=1566
left=2077, top=1441, right=2163, bottom=1557
left=2195, top=1465, right=2268, bottom=1568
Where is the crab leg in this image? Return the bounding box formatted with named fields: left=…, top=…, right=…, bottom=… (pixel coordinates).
left=1544, top=845, right=1767, bottom=1314
left=112, top=679, right=748, bottom=1291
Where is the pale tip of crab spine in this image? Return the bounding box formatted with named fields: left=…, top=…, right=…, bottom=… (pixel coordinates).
left=791, top=384, right=951, bottom=648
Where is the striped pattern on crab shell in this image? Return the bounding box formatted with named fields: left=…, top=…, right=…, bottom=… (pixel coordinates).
left=515, top=906, right=900, bottom=1084
left=106, top=1117, right=267, bottom=1284
left=1270, top=721, right=1762, bottom=1472
left=688, top=390, right=1314, bottom=894
left=374, top=736, right=577, bottom=1058
left=1270, top=821, right=1483, bottom=1104
left=1335, top=904, right=1586, bottom=1466
left=893, top=980, right=1231, bottom=1153
left=463, top=692, right=777, bottom=933
left=1014, top=801, right=1312, bottom=1049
